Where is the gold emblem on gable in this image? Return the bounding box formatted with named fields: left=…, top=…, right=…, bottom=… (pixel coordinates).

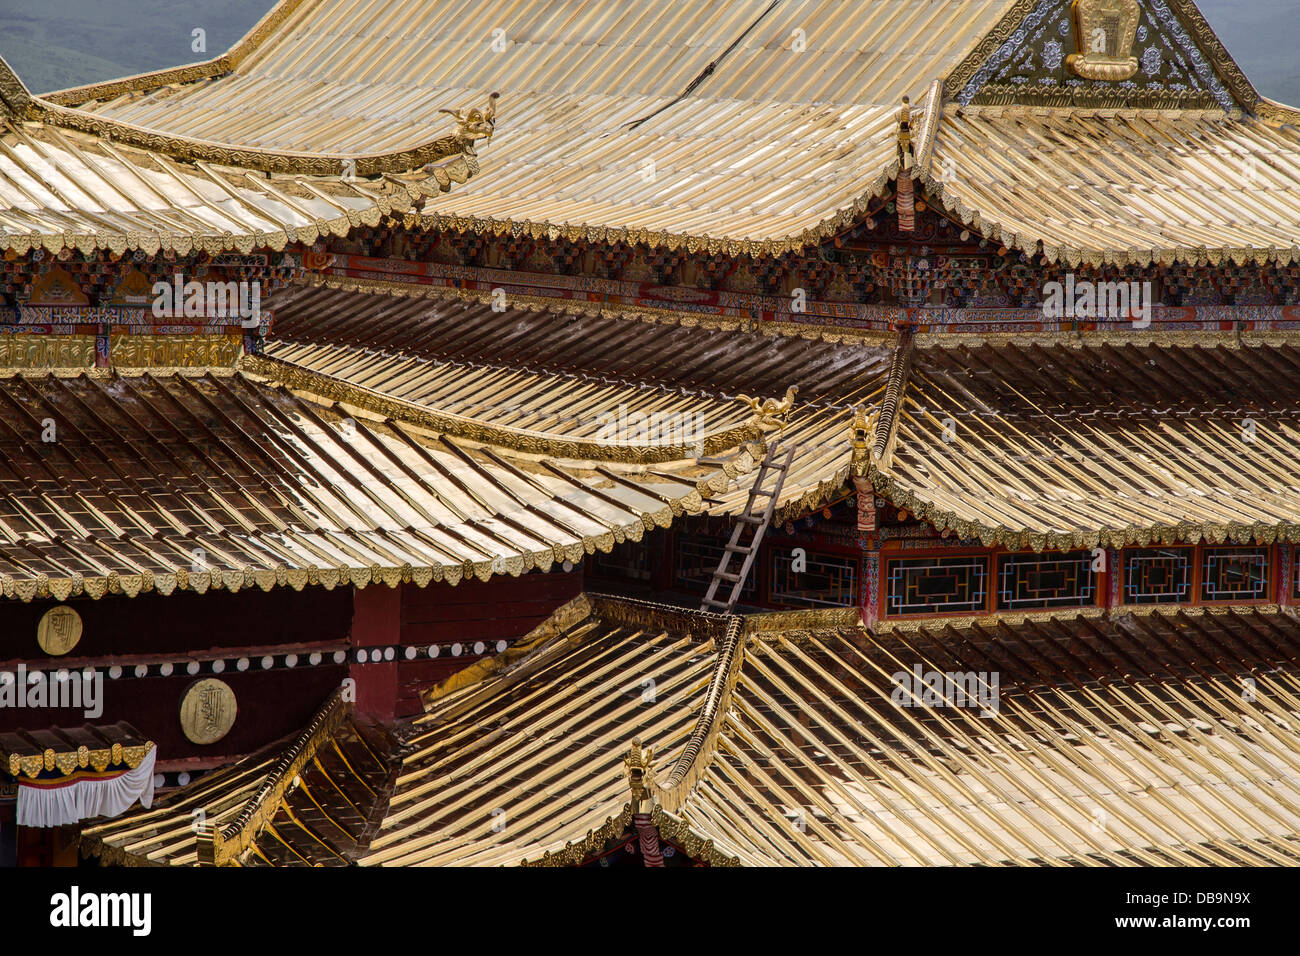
left=37, top=605, right=83, bottom=656
left=28, top=266, right=90, bottom=306
left=180, top=678, right=238, bottom=745
left=1067, top=0, right=1141, bottom=81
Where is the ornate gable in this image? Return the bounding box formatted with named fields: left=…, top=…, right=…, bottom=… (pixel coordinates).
left=946, top=0, right=1258, bottom=110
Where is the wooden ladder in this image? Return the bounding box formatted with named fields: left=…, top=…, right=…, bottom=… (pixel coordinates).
left=700, top=441, right=795, bottom=614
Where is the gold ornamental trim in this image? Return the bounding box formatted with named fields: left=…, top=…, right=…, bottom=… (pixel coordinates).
left=649, top=614, right=746, bottom=813
left=197, top=687, right=348, bottom=866
left=110, top=333, right=244, bottom=369
left=519, top=803, right=741, bottom=867
left=743, top=606, right=864, bottom=638
left=0, top=335, right=96, bottom=369
left=5, top=738, right=154, bottom=781
left=650, top=806, right=742, bottom=867
left=0, top=55, right=33, bottom=120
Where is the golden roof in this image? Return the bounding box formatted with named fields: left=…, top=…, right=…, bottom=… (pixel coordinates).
left=42, top=0, right=1300, bottom=259
left=266, top=281, right=895, bottom=520
left=84, top=596, right=1300, bottom=866
left=871, top=339, right=1300, bottom=549
left=0, top=54, right=482, bottom=256
left=47, top=0, right=1016, bottom=255
left=921, top=104, right=1300, bottom=267
left=81, top=692, right=393, bottom=866
left=264, top=283, right=1300, bottom=546
left=0, top=366, right=765, bottom=603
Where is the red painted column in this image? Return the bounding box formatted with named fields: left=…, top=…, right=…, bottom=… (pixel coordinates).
left=350, top=584, right=401, bottom=719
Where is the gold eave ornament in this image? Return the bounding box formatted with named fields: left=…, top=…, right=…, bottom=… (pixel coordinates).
left=1067, top=0, right=1141, bottom=82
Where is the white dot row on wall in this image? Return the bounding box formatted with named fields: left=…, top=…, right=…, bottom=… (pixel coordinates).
left=0, top=640, right=510, bottom=684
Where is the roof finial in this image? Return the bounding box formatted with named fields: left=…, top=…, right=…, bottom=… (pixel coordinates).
left=898, top=95, right=914, bottom=168
left=440, top=92, right=500, bottom=148
left=624, top=738, right=656, bottom=813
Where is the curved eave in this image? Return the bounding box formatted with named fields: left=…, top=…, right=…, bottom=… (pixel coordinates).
left=0, top=368, right=761, bottom=604
left=919, top=103, right=1300, bottom=268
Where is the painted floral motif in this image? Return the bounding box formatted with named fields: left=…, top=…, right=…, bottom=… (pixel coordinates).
left=1142, top=46, right=1163, bottom=76
left=1043, top=38, right=1065, bottom=72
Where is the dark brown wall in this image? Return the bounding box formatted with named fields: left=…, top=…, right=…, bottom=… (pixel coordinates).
left=1, top=587, right=353, bottom=661
left=394, top=570, right=583, bottom=716
left=0, top=586, right=354, bottom=763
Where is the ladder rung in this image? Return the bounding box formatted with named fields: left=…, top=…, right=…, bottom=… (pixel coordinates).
left=724, top=544, right=751, bottom=554
left=701, top=599, right=729, bottom=609
left=737, top=515, right=763, bottom=525
left=717, top=572, right=741, bottom=583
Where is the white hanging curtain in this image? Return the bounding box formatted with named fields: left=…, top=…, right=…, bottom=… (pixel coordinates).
left=16, top=749, right=156, bottom=828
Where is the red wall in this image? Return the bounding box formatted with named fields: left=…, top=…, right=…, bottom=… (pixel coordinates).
left=0, top=587, right=354, bottom=765
left=392, top=570, right=583, bottom=717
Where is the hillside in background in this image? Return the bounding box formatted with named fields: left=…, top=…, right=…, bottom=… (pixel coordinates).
left=0, top=0, right=272, bottom=94
left=0, top=0, right=1296, bottom=103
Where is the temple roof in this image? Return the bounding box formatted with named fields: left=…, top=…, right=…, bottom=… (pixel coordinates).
left=266, top=281, right=892, bottom=520
left=40, top=0, right=1300, bottom=260
left=2, top=721, right=152, bottom=780
left=922, top=105, right=1300, bottom=267
left=0, top=54, right=482, bottom=256
left=870, top=339, right=1300, bottom=549
left=45, top=0, right=1011, bottom=255
left=83, top=595, right=1300, bottom=866
left=0, top=366, right=767, bottom=603
left=262, top=281, right=1300, bottom=545
left=81, top=694, right=394, bottom=866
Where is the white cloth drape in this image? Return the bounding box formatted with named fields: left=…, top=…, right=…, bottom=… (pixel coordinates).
left=17, top=749, right=156, bottom=828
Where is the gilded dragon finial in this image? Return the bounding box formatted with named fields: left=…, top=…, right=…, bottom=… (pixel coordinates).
left=441, top=91, right=500, bottom=147
left=736, top=386, right=798, bottom=426
left=851, top=403, right=875, bottom=471
left=624, top=738, right=656, bottom=812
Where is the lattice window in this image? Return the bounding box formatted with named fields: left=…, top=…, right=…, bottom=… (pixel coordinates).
left=1123, top=548, right=1192, bottom=605
left=1201, top=547, right=1270, bottom=603
left=769, top=550, right=857, bottom=608
left=590, top=537, right=657, bottom=583
left=996, top=551, right=1095, bottom=611
left=886, top=556, right=988, bottom=616
left=674, top=536, right=757, bottom=600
